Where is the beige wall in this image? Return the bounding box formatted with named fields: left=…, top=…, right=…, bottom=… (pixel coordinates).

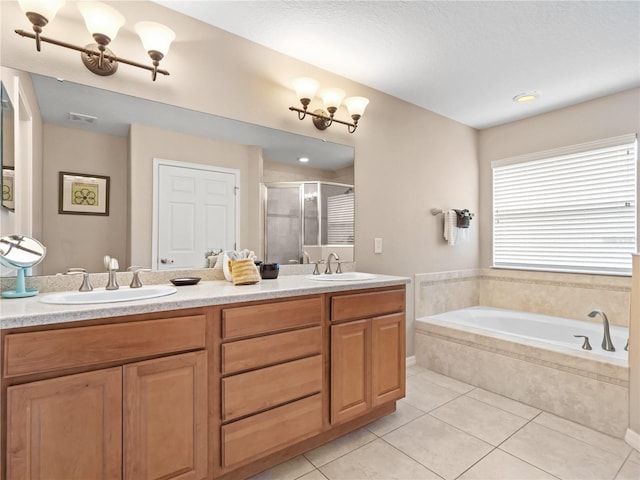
left=128, top=124, right=262, bottom=268
left=41, top=124, right=128, bottom=274
left=630, top=256, right=640, bottom=438
left=1, top=0, right=481, bottom=355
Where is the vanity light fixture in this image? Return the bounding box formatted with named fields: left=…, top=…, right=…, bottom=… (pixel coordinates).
left=513, top=91, right=540, bottom=103
left=15, top=0, right=175, bottom=81
left=289, top=77, right=369, bottom=133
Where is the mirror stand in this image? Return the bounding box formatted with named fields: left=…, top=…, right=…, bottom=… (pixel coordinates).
left=2, top=266, right=38, bottom=298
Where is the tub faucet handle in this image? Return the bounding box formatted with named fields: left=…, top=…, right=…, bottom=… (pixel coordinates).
left=624, top=339, right=629, bottom=351
left=573, top=335, right=592, bottom=350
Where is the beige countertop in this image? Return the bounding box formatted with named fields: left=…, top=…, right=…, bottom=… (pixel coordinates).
left=0, top=274, right=409, bottom=330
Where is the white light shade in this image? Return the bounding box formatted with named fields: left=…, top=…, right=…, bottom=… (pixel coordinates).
left=320, top=88, right=346, bottom=110
left=78, top=1, right=125, bottom=41
left=293, top=77, right=318, bottom=101
left=135, top=21, right=176, bottom=55
left=345, top=96, right=370, bottom=117
left=18, top=0, right=65, bottom=21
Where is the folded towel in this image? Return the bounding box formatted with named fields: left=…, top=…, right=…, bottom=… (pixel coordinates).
left=228, top=258, right=261, bottom=285
left=218, top=249, right=258, bottom=281
left=443, top=210, right=458, bottom=245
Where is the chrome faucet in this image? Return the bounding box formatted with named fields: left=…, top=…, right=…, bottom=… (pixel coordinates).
left=588, top=309, right=615, bottom=352
left=104, top=255, right=120, bottom=290
left=324, top=252, right=341, bottom=274
left=128, top=266, right=151, bottom=288
left=66, top=267, right=93, bottom=292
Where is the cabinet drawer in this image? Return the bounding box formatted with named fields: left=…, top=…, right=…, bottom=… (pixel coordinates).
left=221, top=326, right=322, bottom=375
left=221, top=394, right=322, bottom=468
left=4, top=315, right=206, bottom=378
left=222, top=297, right=321, bottom=340
left=222, top=355, right=322, bottom=422
left=331, top=289, right=405, bottom=322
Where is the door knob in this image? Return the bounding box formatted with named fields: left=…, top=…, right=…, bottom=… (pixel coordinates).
left=160, top=258, right=174, bottom=264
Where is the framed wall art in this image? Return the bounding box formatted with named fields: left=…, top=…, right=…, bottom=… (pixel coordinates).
left=59, top=171, right=110, bottom=216
left=2, top=166, right=15, bottom=211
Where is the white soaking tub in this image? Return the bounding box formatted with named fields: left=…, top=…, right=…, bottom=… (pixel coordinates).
left=415, top=306, right=629, bottom=437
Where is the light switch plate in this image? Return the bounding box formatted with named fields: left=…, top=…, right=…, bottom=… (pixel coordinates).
left=374, top=237, right=383, bottom=254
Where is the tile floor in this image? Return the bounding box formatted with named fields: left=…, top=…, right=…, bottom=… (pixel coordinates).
left=250, top=366, right=640, bottom=480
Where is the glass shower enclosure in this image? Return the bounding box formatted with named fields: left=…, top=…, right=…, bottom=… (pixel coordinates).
left=264, top=182, right=355, bottom=264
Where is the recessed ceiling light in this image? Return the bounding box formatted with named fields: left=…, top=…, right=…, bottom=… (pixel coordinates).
left=298, top=157, right=310, bottom=163
left=513, top=92, right=540, bottom=103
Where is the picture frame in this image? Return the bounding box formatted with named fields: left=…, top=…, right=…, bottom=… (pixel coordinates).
left=58, top=171, right=110, bottom=216
left=2, top=166, right=15, bottom=211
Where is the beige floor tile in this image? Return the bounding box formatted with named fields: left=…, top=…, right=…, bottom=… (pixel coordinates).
left=458, top=449, right=557, bottom=480
left=466, top=387, right=541, bottom=419
left=533, top=412, right=631, bottom=458
left=628, top=449, right=640, bottom=464
left=365, top=399, right=425, bottom=436
left=615, top=458, right=640, bottom=480
left=319, top=438, right=441, bottom=480
left=297, top=469, right=329, bottom=480
left=384, top=414, right=493, bottom=480
left=403, top=374, right=461, bottom=412
left=416, top=369, right=475, bottom=394
left=501, top=423, right=625, bottom=480
left=430, top=395, right=529, bottom=446
left=304, top=428, right=377, bottom=468
left=406, top=365, right=429, bottom=377
left=249, top=455, right=315, bottom=480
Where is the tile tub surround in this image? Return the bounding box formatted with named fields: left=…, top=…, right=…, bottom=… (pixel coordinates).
left=415, top=317, right=629, bottom=437
left=252, top=368, right=637, bottom=480
left=0, top=272, right=407, bottom=330
left=415, top=268, right=631, bottom=327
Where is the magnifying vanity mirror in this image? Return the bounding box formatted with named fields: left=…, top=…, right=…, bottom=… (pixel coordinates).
left=0, top=68, right=355, bottom=276
left=0, top=235, right=46, bottom=297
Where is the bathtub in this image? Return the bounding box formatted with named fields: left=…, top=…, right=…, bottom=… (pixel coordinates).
left=415, top=306, right=630, bottom=437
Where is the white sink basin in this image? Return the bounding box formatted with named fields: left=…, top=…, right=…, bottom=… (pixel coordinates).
left=306, top=272, right=377, bottom=281
left=40, top=285, right=177, bottom=305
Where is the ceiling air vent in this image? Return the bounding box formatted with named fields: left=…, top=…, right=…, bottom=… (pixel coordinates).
left=68, top=112, right=98, bottom=125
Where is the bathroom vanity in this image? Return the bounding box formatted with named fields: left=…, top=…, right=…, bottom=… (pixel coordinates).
left=0, top=274, right=407, bottom=480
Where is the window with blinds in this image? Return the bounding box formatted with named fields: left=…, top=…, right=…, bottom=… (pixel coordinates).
left=492, top=135, right=637, bottom=275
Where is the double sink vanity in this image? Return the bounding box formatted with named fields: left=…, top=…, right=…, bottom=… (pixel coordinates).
left=0, top=273, right=408, bottom=480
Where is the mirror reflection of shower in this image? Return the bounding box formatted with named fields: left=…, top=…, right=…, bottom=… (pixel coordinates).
left=264, top=182, right=354, bottom=264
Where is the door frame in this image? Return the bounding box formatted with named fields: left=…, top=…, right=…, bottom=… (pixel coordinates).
left=151, top=158, right=240, bottom=270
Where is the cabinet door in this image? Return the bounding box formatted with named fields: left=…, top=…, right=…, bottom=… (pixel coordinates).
left=371, top=313, right=406, bottom=406
left=330, top=320, right=370, bottom=424
left=7, top=368, right=122, bottom=480
left=124, top=351, right=207, bottom=480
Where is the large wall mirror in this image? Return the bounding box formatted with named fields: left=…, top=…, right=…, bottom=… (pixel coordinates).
left=1, top=69, right=354, bottom=276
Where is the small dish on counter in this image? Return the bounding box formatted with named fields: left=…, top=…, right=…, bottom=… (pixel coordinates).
left=170, top=277, right=201, bottom=286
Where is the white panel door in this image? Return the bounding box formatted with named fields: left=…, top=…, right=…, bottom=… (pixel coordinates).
left=157, top=164, right=236, bottom=270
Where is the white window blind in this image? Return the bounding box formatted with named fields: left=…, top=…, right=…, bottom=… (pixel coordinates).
left=327, top=192, right=354, bottom=244
left=493, top=136, right=637, bottom=275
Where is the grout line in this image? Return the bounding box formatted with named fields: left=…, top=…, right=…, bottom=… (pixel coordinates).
left=302, top=430, right=378, bottom=470
left=462, top=388, right=542, bottom=420
left=378, top=436, right=446, bottom=480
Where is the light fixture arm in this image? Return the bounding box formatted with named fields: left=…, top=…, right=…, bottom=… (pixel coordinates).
left=15, top=29, right=170, bottom=79
left=289, top=106, right=358, bottom=133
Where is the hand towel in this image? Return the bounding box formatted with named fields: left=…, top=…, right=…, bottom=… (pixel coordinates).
left=443, top=210, right=458, bottom=245
left=228, top=258, right=261, bottom=285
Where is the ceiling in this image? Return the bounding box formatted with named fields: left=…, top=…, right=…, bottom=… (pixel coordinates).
left=156, top=0, right=640, bottom=130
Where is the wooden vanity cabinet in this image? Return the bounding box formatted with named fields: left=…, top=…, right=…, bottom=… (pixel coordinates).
left=330, top=288, right=406, bottom=424
left=3, top=311, right=209, bottom=480
left=217, top=297, right=325, bottom=473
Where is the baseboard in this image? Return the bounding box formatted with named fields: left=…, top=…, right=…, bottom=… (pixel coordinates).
left=406, top=355, right=416, bottom=367
left=625, top=428, right=640, bottom=452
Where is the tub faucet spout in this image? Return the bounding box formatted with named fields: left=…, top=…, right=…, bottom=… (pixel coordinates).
left=588, top=309, right=615, bottom=352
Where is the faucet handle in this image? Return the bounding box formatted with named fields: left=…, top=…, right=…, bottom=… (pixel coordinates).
left=336, top=262, right=343, bottom=274
left=573, top=335, right=592, bottom=350
left=313, top=260, right=324, bottom=276
left=66, top=268, right=93, bottom=292
left=128, top=266, right=151, bottom=288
